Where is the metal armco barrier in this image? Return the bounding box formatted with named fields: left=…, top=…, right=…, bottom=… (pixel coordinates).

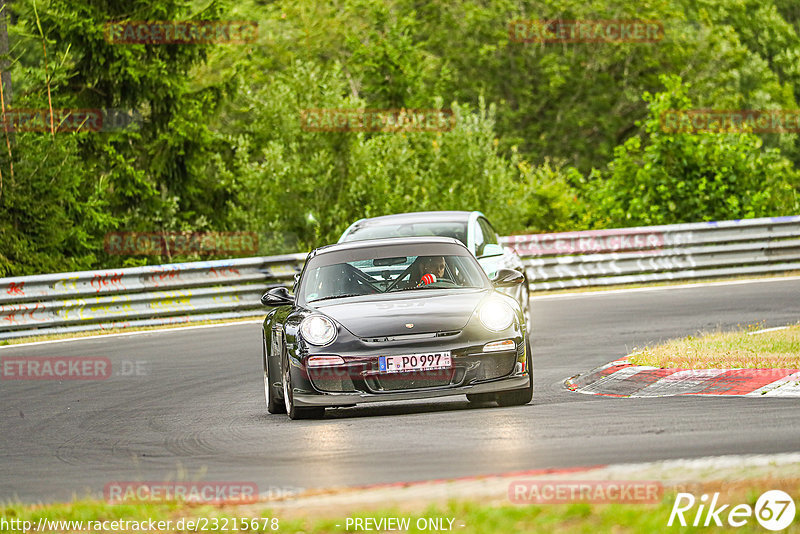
left=0, top=254, right=305, bottom=340
left=500, top=215, right=800, bottom=291
left=2, top=215, right=799, bottom=340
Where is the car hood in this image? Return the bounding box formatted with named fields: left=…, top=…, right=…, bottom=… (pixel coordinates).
left=312, top=289, right=489, bottom=338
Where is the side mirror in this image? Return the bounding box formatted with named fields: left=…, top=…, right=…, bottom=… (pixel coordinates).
left=261, top=286, right=294, bottom=306
left=479, top=243, right=504, bottom=258
left=491, top=268, right=524, bottom=288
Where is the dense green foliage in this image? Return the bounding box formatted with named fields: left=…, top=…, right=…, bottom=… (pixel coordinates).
left=0, top=0, right=799, bottom=275
left=591, top=75, right=800, bottom=226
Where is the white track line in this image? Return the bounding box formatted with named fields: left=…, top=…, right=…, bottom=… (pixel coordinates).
left=0, top=319, right=264, bottom=349
left=748, top=326, right=790, bottom=335
left=531, top=275, right=800, bottom=300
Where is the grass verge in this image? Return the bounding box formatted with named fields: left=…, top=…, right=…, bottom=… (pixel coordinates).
left=2, top=477, right=799, bottom=533
left=629, top=322, right=800, bottom=369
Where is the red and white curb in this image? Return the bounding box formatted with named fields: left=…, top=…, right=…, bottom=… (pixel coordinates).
left=566, top=358, right=800, bottom=397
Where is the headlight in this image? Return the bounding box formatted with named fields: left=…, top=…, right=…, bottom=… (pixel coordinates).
left=299, top=315, right=337, bottom=346
left=479, top=299, right=515, bottom=332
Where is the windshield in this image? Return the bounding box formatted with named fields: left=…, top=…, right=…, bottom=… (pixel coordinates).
left=342, top=221, right=468, bottom=246
left=299, top=248, right=487, bottom=304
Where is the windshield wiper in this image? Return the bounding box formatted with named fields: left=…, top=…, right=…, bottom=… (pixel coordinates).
left=308, top=294, right=364, bottom=303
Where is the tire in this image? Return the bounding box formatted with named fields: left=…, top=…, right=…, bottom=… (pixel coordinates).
left=263, top=335, right=285, bottom=414
left=496, top=338, right=533, bottom=407
left=282, top=352, right=325, bottom=420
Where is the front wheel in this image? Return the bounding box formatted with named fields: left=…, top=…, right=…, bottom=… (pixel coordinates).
left=282, top=352, right=325, bottom=420
left=496, top=338, right=533, bottom=407
left=265, top=367, right=285, bottom=414
left=264, top=335, right=285, bottom=414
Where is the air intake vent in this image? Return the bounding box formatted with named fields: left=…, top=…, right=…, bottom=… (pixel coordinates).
left=361, top=330, right=461, bottom=343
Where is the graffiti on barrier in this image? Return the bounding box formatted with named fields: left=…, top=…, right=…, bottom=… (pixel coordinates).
left=150, top=290, right=193, bottom=311
left=59, top=295, right=134, bottom=321
left=208, top=266, right=241, bottom=278
left=53, top=276, right=80, bottom=293
left=212, top=294, right=240, bottom=305
left=144, top=266, right=182, bottom=288
left=1, top=302, right=47, bottom=325
left=90, top=272, right=125, bottom=292
left=528, top=254, right=697, bottom=281
left=5, top=282, right=25, bottom=296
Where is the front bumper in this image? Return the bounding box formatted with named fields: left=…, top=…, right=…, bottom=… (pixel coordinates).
left=281, top=315, right=529, bottom=408
left=292, top=373, right=530, bottom=407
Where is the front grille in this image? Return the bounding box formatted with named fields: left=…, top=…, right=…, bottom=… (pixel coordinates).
left=308, top=368, right=357, bottom=392
left=361, top=330, right=460, bottom=343
left=477, top=352, right=517, bottom=380
left=372, top=368, right=455, bottom=391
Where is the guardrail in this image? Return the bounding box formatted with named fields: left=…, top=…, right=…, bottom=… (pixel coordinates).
left=2, top=215, right=799, bottom=340
left=500, top=215, right=800, bottom=291
left=0, top=255, right=305, bottom=340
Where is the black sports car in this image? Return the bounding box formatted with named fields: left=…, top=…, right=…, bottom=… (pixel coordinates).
left=261, top=237, right=532, bottom=419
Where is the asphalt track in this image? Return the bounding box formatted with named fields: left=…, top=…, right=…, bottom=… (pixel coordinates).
left=2, top=278, right=799, bottom=503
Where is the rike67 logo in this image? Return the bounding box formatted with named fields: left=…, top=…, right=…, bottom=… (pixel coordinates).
left=669, top=490, right=796, bottom=530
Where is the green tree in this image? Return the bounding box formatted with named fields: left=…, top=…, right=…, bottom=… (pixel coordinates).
left=0, top=0, right=246, bottom=274
left=589, top=75, right=800, bottom=227
left=222, top=60, right=578, bottom=252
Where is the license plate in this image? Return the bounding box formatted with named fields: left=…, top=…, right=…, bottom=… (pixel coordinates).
left=378, top=352, right=452, bottom=373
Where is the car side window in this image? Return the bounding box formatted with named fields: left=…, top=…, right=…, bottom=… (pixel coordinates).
left=478, top=218, right=499, bottom=246
left=474, top=220, right=486, bottom=256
